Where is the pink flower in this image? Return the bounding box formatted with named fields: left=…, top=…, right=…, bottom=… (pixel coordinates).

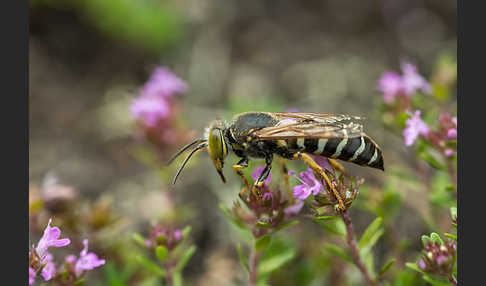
left=289, top=168, right=323, bottom=200
left=262, top=192, right=273, bottom=201
left=73, top=239, right=106, bottom=276
left=403, top=110, right=429, bottom=146
left=141, top=67, right=188, bottom=99
left=35, top=218, right=70, bottom=259
left=284, top=200, right=304, bottom=216
left=447, top=129, right=457, bottom=139
left=29, top=267, right=36, bottom=285
left=400, top=62, right=431, bottom=95
left=41, top=253, right=56, bottom=281
left=378, top=71, right=403, bottom=104
left=444, top=149, right=455, bottom=157
left=251, top=166, right=272, bottom=186
left=378, top=62, right=430, bottom=104
left=173, top=230, right=182, bottom=241
left=130, top=95, right=171, bottom=128
left=65, top=255, right=77, bottom=264
left=418, top=260, right=426, bottom=270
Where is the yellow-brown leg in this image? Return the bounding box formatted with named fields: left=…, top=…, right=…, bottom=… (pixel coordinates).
left=293, top=153, right=346, bottom=211
left=233, top=164, right=250, bottom=198
left=328, top=158, right=345, bottom=174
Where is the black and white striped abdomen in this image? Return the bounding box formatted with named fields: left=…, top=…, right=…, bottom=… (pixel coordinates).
left=285, top=136, right=384, bottom=170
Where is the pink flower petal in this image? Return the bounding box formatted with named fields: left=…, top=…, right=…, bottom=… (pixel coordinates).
left=36, top=218, right=70, bottom=258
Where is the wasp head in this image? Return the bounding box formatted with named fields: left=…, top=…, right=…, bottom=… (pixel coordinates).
left=206, top=120, right=228, bottom=183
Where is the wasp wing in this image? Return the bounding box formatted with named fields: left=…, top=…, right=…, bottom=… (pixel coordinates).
left=252, top=112, right=364, bottom=140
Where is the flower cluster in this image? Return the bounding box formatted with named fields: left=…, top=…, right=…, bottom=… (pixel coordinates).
left=229, top=166, right=304, bottom=238
left=417, top=237, right=456, bottom=277
left=131, top=66, right=188, bottom=146
left=402, top=111, right=457, bottom=157
left=144, top=223, right=184, bottom=251
left=29, top=218, right=105, bottom=285
left=428, top=113, right=457, bottom=157
left=403, top=110, right=430, bottom=146
left=378, top=61, right=431, bottom=105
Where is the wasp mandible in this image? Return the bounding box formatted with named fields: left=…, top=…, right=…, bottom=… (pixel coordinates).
left=169, top=112, right=384, bottom=211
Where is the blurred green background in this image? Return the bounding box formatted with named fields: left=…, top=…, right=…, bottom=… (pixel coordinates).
left=29, top=0, right=456, bottom=285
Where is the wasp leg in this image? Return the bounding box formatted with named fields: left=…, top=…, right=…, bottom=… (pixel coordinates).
left=233, top=158, right=250, bottom=198
left=293, top=152, right=346, bottom=211
left=252, top=155, right=273, bottom=196
left=328, top=158, right=345, bottom=174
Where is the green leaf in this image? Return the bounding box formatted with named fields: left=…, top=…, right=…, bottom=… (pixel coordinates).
left=358, top=217, right=383, bottom=250
left=236, top=243, right=249, bottom=273
left=444, top=233, right=457, bottom=241
left=156, top=234, right=166, bottom=245
left=73, top=279, right=85, bottom=286
left=421, top=235, right=431, bottom=247
left=175, top=245, right=196, bottom=272
left=450, top=207, right=457, bottom=220
left=136, top=255, right=165, bottom=277
left=173, top=271, right=182, bottom=286
left=325, top=245, right=352, bottom=264
left=418, top=149, right=446, bottom=170
left=315, top=220, right=346, bottom=236
left=132, top=233, right=146, bottom=248
left=376, top=258, right=396, bottom=279
left=181, top=225, right=192, bottom=239
left=360, top=229, right=384, bottom=257
left=257, top=249, right=295, bottom=275
left=422, top=274, right=451, bottom=286
left=311, top=215, right=338, bottom=221
left=255, top=235, right=271, bottom=252
left=405, top=262, right=424, bottom=274
left=273, top=220, right=299, bottom=233
left=155, top=246, right=168, bottom=262
left=430, top=233, right=443, bottom=245
left=219, top=203, right=248, bottom=230
left=256, top=221, right=272, bottom=228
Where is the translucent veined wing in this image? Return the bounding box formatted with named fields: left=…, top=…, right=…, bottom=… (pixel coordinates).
left=252, top=112, right=365, bottom=140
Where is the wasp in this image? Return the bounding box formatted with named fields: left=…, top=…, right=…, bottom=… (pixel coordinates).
left=169, top=112, right=384, bottom=211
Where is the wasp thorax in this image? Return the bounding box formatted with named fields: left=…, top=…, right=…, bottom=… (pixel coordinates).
left=207, top=120, right=228, bottom=183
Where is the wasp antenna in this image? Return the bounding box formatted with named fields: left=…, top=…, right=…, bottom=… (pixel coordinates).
left=172, top=143, right=208, bottom=185
left=167, top=138, right=206, bottom=165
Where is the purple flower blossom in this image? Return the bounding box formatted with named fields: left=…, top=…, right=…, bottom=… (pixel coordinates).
left=284, top=200, right=304, bottom=216
left=130, top=95, right=171, bottom=128
left=141, top=67, right=188, bottom=99
left=418, top=260, right=426, bottom=270
left=35, top=218, right=71, bottom=259
left=29, top=267, right=36, bottom=285
left=288, top=168, right=323, bottom=200
left=173, top=230, right=182, bottom=241
left=378, top=71, right=403, bottom=104
left=41, top=253, right=56, bottom=281
left=447, top=128, right=457, bottom=139
left=444, top=149, right=455, bottom=157
left=378, top=61, right=430, bottom=104
left=262, top=192, right=273, bottom=201
left=65, top=254, right=77, bottom=264
left=403, top=110, right=429, bottom=146
left=251, top=166, right=271, bottom=186
left=400, top=62, right=431, bottom=95
left=73, top=239, right=106, bottom=276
